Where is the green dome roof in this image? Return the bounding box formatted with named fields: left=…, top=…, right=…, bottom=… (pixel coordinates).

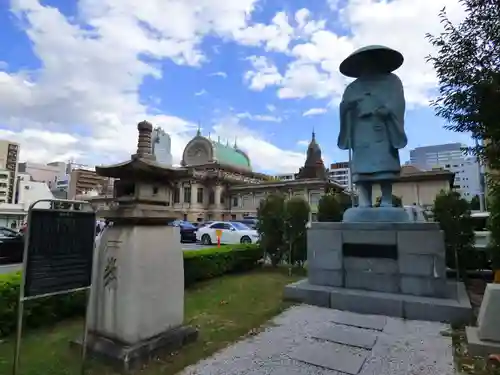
left=211, top=141, right=251, bottom=170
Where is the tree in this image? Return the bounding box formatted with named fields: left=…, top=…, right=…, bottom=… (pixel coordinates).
left=427, top=1, right=500, bottom=278
left=256, top=193, right=287, bottom=266
left=487, top=180, right=500, bottom=279
left=432, top=190, right=475, bottom=277
left=426, top=0, right=500, bottom=170
left=317, top=194, right=344, bottom=222
left=284, top=197, right=310, bottom=267
left=469, top=195, right=480, bottom=211
left=374, top=195, right=403, bottom=207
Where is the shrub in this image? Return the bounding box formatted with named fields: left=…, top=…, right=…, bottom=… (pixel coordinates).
left=432, top=190, right=475, bottom=274
left=183, top=244, right=261, bottom=285
left=374, top=195, right=403, bottom=207
left=257, top=193, right=287, bottom=266
left=284, top=197, right=310, bottom=266
left=317, top=194, right=344, bottom=222
left=0, top=244, right=262, bottom=338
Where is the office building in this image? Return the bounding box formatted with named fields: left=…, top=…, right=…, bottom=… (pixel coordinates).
left=18, top=161, right=67, bottom=189
left=409, top=143, right=481, bottom=200
left=409, top=143, right=465, bottom=170
left=0, top=140, right=20, bottom=203
left=68, top=168, right=108, bottom=199
left=0, top=169, right=10, bottom=203
left=152, top=127, right=173, bottom=166
left=329, top=162, right=351, bottom=190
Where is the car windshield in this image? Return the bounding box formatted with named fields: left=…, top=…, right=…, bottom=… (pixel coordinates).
left=231, top=222, right=251, bottom=230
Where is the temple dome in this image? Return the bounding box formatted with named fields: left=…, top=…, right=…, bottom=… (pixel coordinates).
left=181, top=133, right=252, bottom=170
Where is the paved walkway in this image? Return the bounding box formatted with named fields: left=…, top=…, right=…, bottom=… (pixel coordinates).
left=179, top=305, right=455, bottom=375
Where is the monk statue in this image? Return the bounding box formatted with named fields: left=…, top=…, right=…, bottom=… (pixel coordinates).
left=337, top=45, right=409, bottom=222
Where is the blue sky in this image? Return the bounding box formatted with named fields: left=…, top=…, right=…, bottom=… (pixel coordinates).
left=0, top=0, right=471, bottom=173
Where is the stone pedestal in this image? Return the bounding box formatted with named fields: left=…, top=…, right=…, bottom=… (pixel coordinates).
left=73, top=225, right=198, bottom=372
left=466, top=283, right=500, bottom=356
left=284, top=222, right=472, bottom=324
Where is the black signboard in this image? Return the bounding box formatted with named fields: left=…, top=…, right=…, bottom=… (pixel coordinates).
left=24, top=208, right=96, bottom=298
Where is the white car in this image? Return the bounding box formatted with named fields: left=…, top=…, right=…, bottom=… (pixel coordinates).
left=196, top=221, right=260, bottom=245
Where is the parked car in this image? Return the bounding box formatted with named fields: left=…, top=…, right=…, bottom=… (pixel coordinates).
left=191, top=221, right=212, bottom=230
left=0, top=227, right=24, bottom=264
left=196, top=221, right=260, bottom=245
left=170, top=220, right=198, bottom=243
left=231, top=218, right=258, bottom=229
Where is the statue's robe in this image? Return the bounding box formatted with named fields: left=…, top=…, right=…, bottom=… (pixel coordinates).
left=337, top=73, right=407, bottom=183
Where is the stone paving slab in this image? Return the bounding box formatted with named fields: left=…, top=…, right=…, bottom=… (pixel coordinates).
left=290, top=341, right=367, bottom=374
left=313, top=325, right=378, bottom=349
left=330, top=310, right=387, bottom=331
left=178, top=305, right=455, bottom=375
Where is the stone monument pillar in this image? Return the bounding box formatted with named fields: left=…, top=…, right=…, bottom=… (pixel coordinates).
left=466, top=283, right=500, bottom=355
left=77, top=121, right=197, bottom=372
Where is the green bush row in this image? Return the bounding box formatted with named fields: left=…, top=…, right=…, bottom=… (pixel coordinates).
left=0, top=244, right=262, bottom=337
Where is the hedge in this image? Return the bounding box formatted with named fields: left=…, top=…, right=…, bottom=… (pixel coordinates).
left=0, top=244, right=262, bottom=338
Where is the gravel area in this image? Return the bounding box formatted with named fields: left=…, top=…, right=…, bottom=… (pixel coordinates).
left=178, top=304, right=455, bottom=375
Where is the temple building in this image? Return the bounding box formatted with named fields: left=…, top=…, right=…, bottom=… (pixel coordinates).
left=87, top=124, right=344, bottom=221
left=173, top=128, right=343, bottom=221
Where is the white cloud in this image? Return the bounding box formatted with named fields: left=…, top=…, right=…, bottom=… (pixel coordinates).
left=297, top=140, right=310, bottom=147
left=232, top=12, right=294, bottom=53
left=243, top=0, right=465, bottom=106
left=0, top=0, right=264, bottom=166
left=236, top=112, right=282, bottom=122
left=210, top=71, right=227, bottom=78
left=244, top=56, right=283, bottom=91
left=213, top=117, right=305, bottom=173
left=266, top=104, right=276, bottom=112
left=194, top=89, right=207, bottom=96
left=303, top=108, right=327, bottom=116
left=0, top=0, right=467, bottom=173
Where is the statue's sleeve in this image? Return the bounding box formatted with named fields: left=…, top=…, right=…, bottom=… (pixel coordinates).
left=384, top=74, right=407, bottom=149
left=337, top=91, right=351, bottom=150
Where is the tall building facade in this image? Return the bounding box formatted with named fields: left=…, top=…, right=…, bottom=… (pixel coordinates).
left=329, top=162, right=351, bottom=190
left=68, top=168, right=108, bottom=199
left=152, top=127, right=173, bottom=165
left=18, top=161, right=67, bottom=189
left=409, top=143, right=465, bottom=169
left=409, top=143, right=481, bottom=200
left=0, top=140, right=20, bottom=203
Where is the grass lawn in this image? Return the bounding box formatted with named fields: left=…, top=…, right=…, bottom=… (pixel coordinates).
left=0, top=268, right=303, bottom=375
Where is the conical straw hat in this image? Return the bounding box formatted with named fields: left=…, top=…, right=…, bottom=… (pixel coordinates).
left=339, top=45, right=404, bottom=78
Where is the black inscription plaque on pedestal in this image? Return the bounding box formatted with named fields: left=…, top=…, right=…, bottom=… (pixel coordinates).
left=342, top=243, right=398, bottom=260
left=24, top=209, right=96, bottom=298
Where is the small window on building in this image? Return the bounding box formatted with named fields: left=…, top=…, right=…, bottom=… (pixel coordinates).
left=232, top=196, right=238, bottom=207
left=197, top=187, right=204, bottom=203
left=152, top=186, right=159, bottom=195
left=231, top=214, right=236, bottom=220
left=209, top=189, right=215, bottom=204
